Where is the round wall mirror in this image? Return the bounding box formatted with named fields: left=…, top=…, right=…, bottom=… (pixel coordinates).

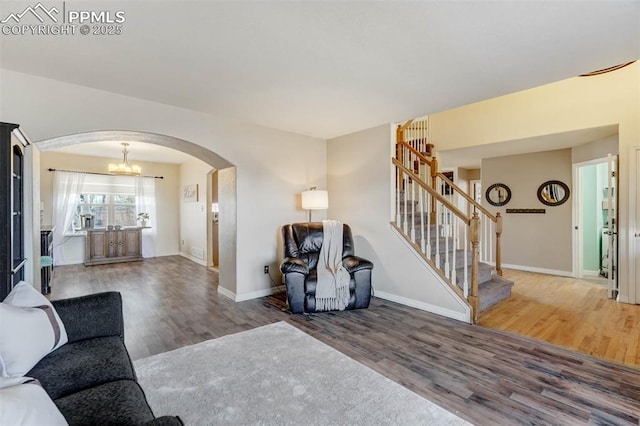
left=537, top=180, right=570, bottom=206
left=485, top=183, right=512, bottom=207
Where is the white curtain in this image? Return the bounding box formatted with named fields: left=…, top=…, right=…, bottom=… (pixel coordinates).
left=52, top=171, right=85, bottom=265
left=135, top=177, right=157, bottom=258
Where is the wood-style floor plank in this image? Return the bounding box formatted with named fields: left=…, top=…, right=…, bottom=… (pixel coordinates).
left=480, top=269, right=640, bottom=369
left=50, top=257, right=640, bottom=425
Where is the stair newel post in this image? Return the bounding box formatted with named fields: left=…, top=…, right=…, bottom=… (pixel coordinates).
left=430, top=157, right=438, bottom=224
left=395, top=126, right=403, bottom=226
left=495, top=212, right=503, bottom=276
left=396, top=127, right=403, bottom=193
left=396, top=124, right=404, bottom=146
left=470, top=211, right=480, bottom=324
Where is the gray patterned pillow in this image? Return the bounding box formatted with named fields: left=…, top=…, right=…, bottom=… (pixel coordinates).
left=0, top=281, right=68, bottom=377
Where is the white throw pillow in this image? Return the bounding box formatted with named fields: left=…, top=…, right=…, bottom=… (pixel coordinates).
left=0, top=281, right=68, bottom=377
left=0, top=377, right=68, bottom=425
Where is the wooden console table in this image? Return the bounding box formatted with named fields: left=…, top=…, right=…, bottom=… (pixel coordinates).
left=84, top=227, right=143, bottom=266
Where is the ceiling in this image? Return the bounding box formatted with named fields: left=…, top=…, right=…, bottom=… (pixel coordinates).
left=51, top=140, right=194, bottom=164
left=0, top=1, right=638, bottom=141
left=439, top=125, right=619, bottom=169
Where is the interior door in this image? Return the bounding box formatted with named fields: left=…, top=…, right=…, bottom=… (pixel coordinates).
left=606, top=154, right=618, bottom=299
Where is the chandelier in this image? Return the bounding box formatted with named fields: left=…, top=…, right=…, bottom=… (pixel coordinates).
left=108, top=143, right=142, bottom=176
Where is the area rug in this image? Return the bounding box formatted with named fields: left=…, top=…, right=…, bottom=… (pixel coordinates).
left=134, top=321, right=469, bottom=425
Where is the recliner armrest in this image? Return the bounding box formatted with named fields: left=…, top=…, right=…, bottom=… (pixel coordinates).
left=51, top=292, right=124, bottom=344
left=342, top=256, right=373, bottom=274
left=280, top=257, right=309, bottom=275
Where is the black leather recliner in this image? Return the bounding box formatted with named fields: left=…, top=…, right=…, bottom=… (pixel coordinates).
left=280, top=222, right=373, bottom=313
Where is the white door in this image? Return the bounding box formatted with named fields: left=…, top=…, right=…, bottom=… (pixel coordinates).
left=606, top=154, right=618, bottom=298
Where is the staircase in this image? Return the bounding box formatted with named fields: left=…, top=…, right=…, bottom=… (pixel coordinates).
left=393, top=117, right=514, bottom=323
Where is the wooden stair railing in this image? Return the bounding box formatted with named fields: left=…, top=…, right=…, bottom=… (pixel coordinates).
left=435, top=170, right=503, bottom=277
left=392, top=157, right=471, bottom=302
left=393, top=117, right=504, bottom=323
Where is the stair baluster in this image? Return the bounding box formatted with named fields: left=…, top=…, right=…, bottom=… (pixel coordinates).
left=411, top=177, right=416, bottom=243
left=419, top=183, right=425, bottom=253
left=463, top=225, right=469, bottom=297
left=444, top=205, right=449, bottom=277
left=426, top=190, right=431, bottom=258
left=403, top=170, right=408, bottom=235
left=435, top=198, right=441, bottom=268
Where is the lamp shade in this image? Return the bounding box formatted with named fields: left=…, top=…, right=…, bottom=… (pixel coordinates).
left=301, top=189, right=328, bottom=210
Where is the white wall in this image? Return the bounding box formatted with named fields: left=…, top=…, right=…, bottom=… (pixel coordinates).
left=328, top=124, right=469, bottom=321
left=453, top=167, right=470, bottom=214
left=572, top=135, right=619, bottom=164
left=39, top=151, right=181, bottom=264
left=179, top=158, right=213, bottom=265
left=217, top=167, right=237, bottom=296
left=2, top=70, right=326, bottom=299
left=431, top=62, right=639, bottom=304
left=481, top=149, right=573, bottom=274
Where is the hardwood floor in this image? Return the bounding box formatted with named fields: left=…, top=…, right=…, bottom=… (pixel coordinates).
left=480, top=269, right=640, bottom=369
left=51, top=257, right=640, bottom=425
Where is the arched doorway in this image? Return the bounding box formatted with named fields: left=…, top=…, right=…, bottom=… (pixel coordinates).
left=36, top=130, right=238, bottom=295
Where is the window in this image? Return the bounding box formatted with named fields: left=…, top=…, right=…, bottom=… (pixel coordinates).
left=53, top=171, right=157, bottom=259
left=75, top=193, right=137, bottom=228
left=70, top=174, right=143, bottom=230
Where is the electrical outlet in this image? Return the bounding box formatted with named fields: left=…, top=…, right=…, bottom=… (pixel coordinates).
left=264, top=265, right=269, bottom=274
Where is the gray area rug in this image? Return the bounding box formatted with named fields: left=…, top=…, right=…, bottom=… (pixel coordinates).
left=134, top=321, right=470, bottom=425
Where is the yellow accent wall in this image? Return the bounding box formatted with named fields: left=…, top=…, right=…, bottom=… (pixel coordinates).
left=431, top=62, right=639, bottom=303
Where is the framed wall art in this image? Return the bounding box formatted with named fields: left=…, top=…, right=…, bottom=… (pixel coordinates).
left=183, top=184, right=198, bottom=202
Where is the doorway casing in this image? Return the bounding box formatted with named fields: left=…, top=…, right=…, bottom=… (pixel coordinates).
left=572, top=155, right=618, bottom=295
left=36, top=130, right=238, bottom=296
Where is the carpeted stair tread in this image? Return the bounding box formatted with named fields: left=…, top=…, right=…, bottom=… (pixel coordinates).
left=453, top=262, right=493, bottom=287
left=398, top=213, right=431, bottom=227
left=478, top=275, right=514, bottom=312
left=425, top=249, right=472, bottom=267
left=395, top=215, right=514, bottom=312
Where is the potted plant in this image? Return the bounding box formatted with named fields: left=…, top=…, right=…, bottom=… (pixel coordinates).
left=137, top=212, right=150, bottom=227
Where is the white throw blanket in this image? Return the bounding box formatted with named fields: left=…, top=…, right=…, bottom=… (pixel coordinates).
left=315, top=220, right=351, bottom=311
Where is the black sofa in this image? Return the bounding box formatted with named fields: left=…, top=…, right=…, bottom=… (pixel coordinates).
left=280, top=222, right=373, bottom=313
left=26, top=291, right=180, bottom=425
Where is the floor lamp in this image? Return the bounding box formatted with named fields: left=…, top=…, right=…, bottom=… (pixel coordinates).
left=301, top=187, right=328, bottom=222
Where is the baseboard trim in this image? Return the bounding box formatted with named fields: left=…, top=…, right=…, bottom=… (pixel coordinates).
left=616, top=294, right=636, bottom=304
left=502, top=263, right=573, bottom=278
left=217, top=286, right=236, bottom=301
left=235, top=285, right=286, bottom=302
left=156, top=252, right=181, bottom=257
left=375, top=290, right=469, bottom=323
left=54, top=260, right=83, bottom=266
left=179, top=252, right=207, bottom=267
left=581, top=271, right=608, bottom=285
